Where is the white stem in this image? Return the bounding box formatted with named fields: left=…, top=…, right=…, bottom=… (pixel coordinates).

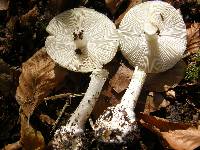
left=51, top=69, right=108, bottom=149
left=94, top=67, right=146, bottom=143
left=94, top=21, right=160, bottom=144
left=120, top=66, right=147, bottom=120
left=67, top=69, right=109, bottom=132
left=144, top=22, right=159, bottom=73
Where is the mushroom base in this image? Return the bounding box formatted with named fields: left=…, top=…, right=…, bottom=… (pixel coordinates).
left=94, top=105, right=138, bottom=143
left=49, top=126, right=84, bottom=150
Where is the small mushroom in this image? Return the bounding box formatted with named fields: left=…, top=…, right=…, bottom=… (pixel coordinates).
left=94, top=1, right=187, bottom=143
left=45, top=8, right=119, bottom=149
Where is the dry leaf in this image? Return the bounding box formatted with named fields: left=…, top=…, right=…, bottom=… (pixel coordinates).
left=20, top=113, right=45, bottom=150
left=144, top=92, right=170, bottom=114
left=0, top=59, right=10, bottom=73
left=105, top=0, right=124, bottom=14
left=19, top=6, right=39, bottom=26
left=4, top=141, right=22, bottom=150
left=186, top=23, right=200, bottom=54
left=92, top=84, right=118, bottom=120
left=109, top=60, right=185, bottom=93
left=115, top=0, right=142, bottom=27
left=109, top=63, right=133, bottom=93
left=39, top=114, right=55, bottom=125
left=165, top=89, right=176, bottom=98
left=16, top=48, right=67, bottom=117
left=139, top=113, right=190, bottom=132
left=162, top=129, right=200, bottom=150
left=139, top=113, right=200, bottom=149
left=0, top=0, right=9, bottom=10
left=47, top=0, right=82, bottom=15
left=144, top=60, right=186, bottom=92
left=6, top=16, right=18, bottom=32
left=0, top=59, right=17, bottom=97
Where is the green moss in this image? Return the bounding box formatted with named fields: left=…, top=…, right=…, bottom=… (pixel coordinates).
left=185, top=63, right=200, bottom=81
left=185, top=50, right=200, bottom=81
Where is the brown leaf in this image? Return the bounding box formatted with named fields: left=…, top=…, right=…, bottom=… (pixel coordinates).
left=186, top=23, right=200, bottom=54
left=19, top=6, right=39, bottom=26
left=110, top=60, right=185, bottom=93
left=144, top=92, right=170, bottom=114
left=162, top=129, right=200, bottom=150
left=4, top=141, right=22, bottom=150
left=20, top=113, right=45, bottom=150
left=0, top=59, right=18, bottom=97
left=6, top=16, right=18, bottom=32
left=47, top=0, right=83, bottom=15
left=139, top=113, right=200, bottom=149
left=144, top=60, right=186, bottom=92
left=0, top=59, right=10, bottom=74
left=39, top=114, right=55, bottom=125
left=92, top=83, right=118, bottom=120
left=115, top=0, right=142, bottom=27
left=16, top=48, right=67, bottom=117
left=0, top=0, right=9, bottom=10
left=109, top=63, right=133, bottom=93
left=139, top=113, right=191, bottom=132
left=105, top=0, right=124, bottom=14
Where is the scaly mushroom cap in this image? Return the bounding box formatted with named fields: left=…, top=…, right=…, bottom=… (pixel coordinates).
left=119, top=1, right=187, bottom=73
left=45, top=8, right=119, bottom=72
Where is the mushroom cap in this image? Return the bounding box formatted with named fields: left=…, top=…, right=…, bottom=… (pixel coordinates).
left=45, top=8, right=119, bottom=72
left=119, top=1, right=187, bottom=73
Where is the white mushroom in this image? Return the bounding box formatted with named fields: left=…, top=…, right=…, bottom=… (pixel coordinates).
left=45, top=8, right=119, bottom=149
left=94, top=1, right=187, bottom=143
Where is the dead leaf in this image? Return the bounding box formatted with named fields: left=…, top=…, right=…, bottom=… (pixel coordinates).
left=105, top=0, right=124, bottom=14
left=0, top=59, right=18, bottom=97
left=0, top=0, right=9, bottom=10
left=0, top=59, right=10, bottom=74
left=165, top=89, right=176, bottom=98
left=39, top=114, right=55, bottom=125
left=186, top=23, right=200, bottom=54
left=16, top=48, right=67, bottom=117
left=47, top=0, right=83, bottom=15
left=20, top=113, right=45, bottom=150
left=115, top=0, right=142, bottom=27
left=162, top=129, right=200, bottom=150
left=110, top=60, right=185, bottom=93
left=4, top=141, right=22, bottom=150
left=139, top=113, right=200, bottom=149
left=6, top=16, right=18, bottom=32
left=139, top=113, right=191, bottom=132
left=144, top=60, right=186, bottom=92
left=109, top=63, right=133, bottom=93
left=144, top=92, right=170, bottom=114
left=92, top=83, right=118, bottom=120
left=20, top=6, right=39, bottom=26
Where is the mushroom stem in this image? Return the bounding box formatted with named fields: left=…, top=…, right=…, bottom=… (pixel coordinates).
left=144, top=22, right=159, bottom=72
left=94, top=67, right=146, bottom=143
left=119, top=66, right=147, bottom=119
left=51, top=69, right=108, bottom=149
left=68, top=69, right=109, bottom=131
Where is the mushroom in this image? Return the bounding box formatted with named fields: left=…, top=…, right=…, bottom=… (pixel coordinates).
left=94, top=1, right=187, bottom=143
left=45, top=8, right=119, bottom=149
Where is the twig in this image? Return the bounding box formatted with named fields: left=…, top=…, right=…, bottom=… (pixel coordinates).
left=50, top=99, right=70, bottom=135
left=45, top=93, right=84, bottom=135
left=44, top=93, right=84, bottom=101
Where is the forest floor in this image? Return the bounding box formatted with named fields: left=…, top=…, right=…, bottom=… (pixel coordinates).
left=0, top=0, right=200, bottom=149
